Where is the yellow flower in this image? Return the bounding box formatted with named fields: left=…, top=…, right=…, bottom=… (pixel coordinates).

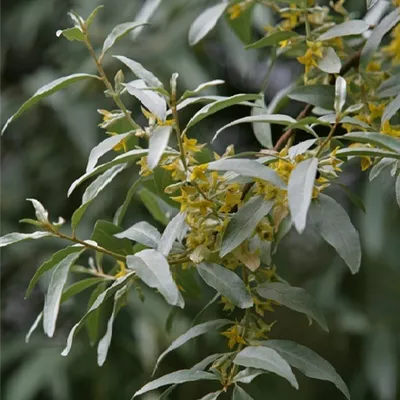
left=183, top=134, right=205, bottom=153
left=97, top=109, right=124, bottom=128
left=366, top=61, right=381, bottom=72
left=114, top=261, right=127, bottom=278
left=220, top=296, right=235, bottom=312
left=190, top=164, right=208, bottom=182
left=162, top=157, right=185, bottom=180
left=281, top=5, right=302, bottom=30
left=381, top=120, right=400, bottom=138
left=219, top=186, right=242, bottom=213
left=137, top=156, right=152, bottom=176
left=361, top=157, right=372, bottom=171
left=297, top=41, right=324, bottom=76
left=227, top=4, right=242, bottom=20
left=330, top=0, right=347, bottom=15
left=253, top=296, right=274, bottom=317
left=221, top=325, right=246, bottom=349
left=368, top=103, right=385, bottom=120
left=382, top=24, right=400, bottom=65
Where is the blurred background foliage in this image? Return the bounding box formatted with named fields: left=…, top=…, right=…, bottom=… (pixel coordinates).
left=1, top=0, right=399, bottom=399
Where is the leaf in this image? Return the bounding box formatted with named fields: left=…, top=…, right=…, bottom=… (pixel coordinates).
left=336, top=147, right=400, bottom=160
left=208, top=159, right=285, bottom=189
left=2, top=73, right=99, bottom=135
left=91, top=220, right=132, bottom=256
left=101, top=22, right=147, bottom=57
left=185, top=94, right=261, bottom=131
left=138, top=188, right=176, bottom=226
left=288, top=139, right=317, bottom=160
left=97, top=287, right=126, bottom=366
left=158, top=211, right=187, bottom=256
left=396, top=175, right=400, bottom=208
left=125, top=80, right=167, bottom=121
left=114, top=55, right=163, bottom=88
left=115, top=221, right=161, bottom=248
left=382, top=93, right=400, bottom=123
left=26, top=198, right=49, bottom=223
left=233, top=368, right=265, bottom=384
left=0, top=231, right=52, bottom=248
left=197, top=262, right=253, bottom=309
left=25, top=312, right=43, bottom=343
left=377, top=74, right=400, bottom=98
left=198, top=391, right=222, bottom=400
left=127, top=249, right=184, bottom=308
left=62, top=273, right=134, bottom=356
left=233, top=385, right=254, bottom=400
left=288, top=85, right=335, bottom=110
left=133, top=370, right=218, bottom=398
left=257, top=282, right=328, bottom=332
left=318, top=20, right=370, bottom=41
left=251, top=96, right=273, bottom=149
left=153, top=319, right=232, bottom=375
left=288, top=158, right=318, bottom=234
left=234, top=346, right=299, bottom=389
left=180, top=80, right=225, bottom=101
left=130, top=0, right=163, bottom=40
left=309, top=194, right=361, bottom=273
left=213, top=114, right=297, bottom=143
left=26, top=245, right=85, bottom=298
left=263, top=340, right=350, bottom=400
left=60, top=277, right=104, bottom=302
left=361, top=8, right=400, bottom=69
left=56, top=27, right=85, bottom=41
left=226, top=1, right=254, bottom=44
left=366, top=0, right=380, bottom=9
left=72, top=165, right=127, bottom=230
left=336, top=183, right=366, bottom=214
left=369, top=158, right=394, bottom=181
left=188, top=3, right=228, bottom=46
left=86, top=5, right=104, bottom=29
left=220, top=196, right=274, bottom=256
left=334, top=77, right=347, bottom=116
left=245, top=31, right=298, bottom=49
left=43, top=251, right=85, bottom=337
left=148, top=126, right=172, bottom=169
left=86, top=282, right=108, bottom=346
left=86, top=133, right=132, bottom=172
left=338, top=132, right=400, bottom=153
left=317, top=47, right=342, bottom=74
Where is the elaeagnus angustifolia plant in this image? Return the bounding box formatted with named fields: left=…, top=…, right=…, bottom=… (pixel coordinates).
left=1, top=0, right=400, bottom=399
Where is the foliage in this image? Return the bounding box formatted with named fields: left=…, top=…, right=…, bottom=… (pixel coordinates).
left=1, top=0, right=400, bottom=399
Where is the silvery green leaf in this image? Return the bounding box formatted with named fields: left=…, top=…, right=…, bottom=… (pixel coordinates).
left=130, top=0, right=163, bottom=40
left=288, top=158, right=318, bottom=234
left=340, top=132, right=400, bottom=153
left=86, top=5, right=104, bottom=29
left=148, top=126, right=172, bottom=169
left=0, top=231, right=53, bottom=248
left=2, top=74, right=99, bottom=135
left=220, top=196, right=273, bottom=256
left=396, top=175, right=400, bottom=208
left=213, top=114, right=296, bottom=143
left=369, top=158, right=394, bottom=181
left=188, top=3, right=228, bottom=46
left=251, top=95, right=273, bottom=149
left=233, top=385, right=254, bottom=400
left=72, top=165, right=127, bottom=230
left=208, top=159, right=285, bottom=189
left=180, top=80, right=225, bottom=101
left=158, top=212, right=187, bottom=256
left=377, top=74, right=400, bottom=98
left=101, top=22, right=147, bottom=57
left=264, top=340, right=350, bottom=400
left=176, top=95, right=256, bottom=113
left=115, top=221, right=161, bottom=248
left=26, top=198, right=49, bottom=223
left=133, top=370, right=218, bottom=397
left=366, top=0, right=380, bottom=9
left=125, top=80, right=167, bottom=121
left=153, top=319, right=232, bottom=375
left=56, top=27, right=85, bottom=41
left=318, top=20, right=370, bottom=41
left=245, top=31, right=298, bottom=49
left=197, top=263, right=253, bottom=308
left=289, top=85, right=335, bottom=110
left=185, top=94, right=261, bottom=131
left=25, top=312, right=43, bottom=343
left=86, top=132, right=132, bottom=172
left=197, top=391, right=222, bottom=400
left=233, top=368, right=265, bottom=384
left=309, top=194, right=361, bottom=273
left=127, top=249, right=184, bottom=308
left=334, top=77, right=347, bottom=116
left=114, top=55, right=163, bottom=88
left=257, top=282, right=328, bottom=332
left=382, top=93, right=400, bottom=123
left=43, top=250, right=85, bottom=337
left=288, top=139, right=317, bottom=160
left=336, top=147, right=400, bottom=160
left=317, top=47, right=342, bottom=74
left=234, top=346, right=298, bottom=389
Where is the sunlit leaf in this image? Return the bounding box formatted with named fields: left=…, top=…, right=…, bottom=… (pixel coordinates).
left=317, top=47, right=342, bottom=74
left=318, top=20, right=370, bottom=41
left=148, top=126, right=172, bottom=169
left=158, top=211, right=187, bottom=256
left=115, top=221, right=161, bottom=248
left=0, top=231, right=53, bottom=248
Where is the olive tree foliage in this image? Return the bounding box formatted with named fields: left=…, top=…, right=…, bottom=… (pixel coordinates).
left=1, top=0, right=400, bottom=398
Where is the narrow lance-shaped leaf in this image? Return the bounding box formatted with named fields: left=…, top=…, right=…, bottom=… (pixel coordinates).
left=317, top=47, right=342, bottom=74
left=158, top=211, right=187, bottom=256
left=127, top=249, right=184, bottom=308
left=336, top=147, right=400, bottom=161
left=2, top=73, right=99, bottom=135
left=309, top=194, right=361, bottom=273
left=208, top=159, right=285, bottom=189
left=97, top=287, right=127, bottom=366
left=43, top=250, right=85, bottom=337
left=396, top=175, right=400, bottom=208
left=72, top=164, right=127, bottom=230
left=115, top=221, right=161, bottom=248
left=180, top=80, right=225, bottom=101
left=318, top=20, right=370, bottom=41
left=197, top=263, right=253, bottom=309
left=257, top=282, right=328, bottom=332
left=56, top=27, right=85, bottom=42
left=233, top=385, right=254, bottom=400
left=198, top=391, right=223, bottom=400
left=188, top=3, right=228, bottom=46
left=382, top=93, right=400, bottom=123
left=288, top=85, right=335, bottom=110
left=366, top=0, right=380, bottom=9
left=86, top=5, right=104, bottom=29
left=133, top=370, right=218, bottom=398
left=101, top=22, right=147, bottom=57
left=220, top=196, right=274, bottom=256
left=114, top=55, right=163, bottom=88
left=288, top=158, right=318, bottom=234
left=26, top=198, right=49, bottom=223
left=263, top=340, right=350, bottom=400
left=25, top=312, right=43, bottom=343
left=233, top=368, right=265, bottom=384
left=234, top=346, right=299, bottom=389
left=0, top=231, right=53, bottom=248
left=339, top=132, right=400, bottom=154
left=334, top=77, right=347, bottom=116
left=213, top=114, right=297, bottom=143
left=251, top=96, right=273, bottom=149
left=185, top=94, right=261, bottom=131
left=245, top=31, right=298, bottom=49
left=153, top=319, right=232, bottom=375
left=148, top=126, right=172, bottom=169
